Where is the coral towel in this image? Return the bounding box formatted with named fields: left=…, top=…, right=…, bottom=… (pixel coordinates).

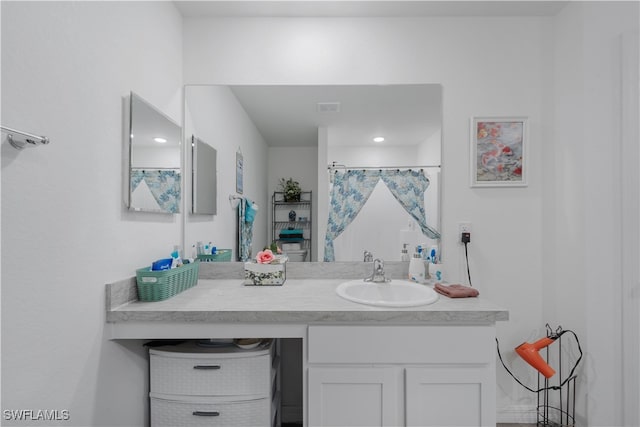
left=434, top=283, right=479, bottom=298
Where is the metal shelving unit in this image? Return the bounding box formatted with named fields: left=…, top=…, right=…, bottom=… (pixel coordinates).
left=272, top=191, right=312, bottom=261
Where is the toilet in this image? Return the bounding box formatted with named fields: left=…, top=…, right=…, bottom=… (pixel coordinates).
left=281, top=242, right=307, bottom=262
left=286, top=249, right=308, bottom=262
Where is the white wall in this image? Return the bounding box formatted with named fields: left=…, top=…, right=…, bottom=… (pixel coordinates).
left=549, top=2, right=640, bottom=425
left=1, top=2, right=183, bottom=425
left=317, top=128, right=330, bottom=261
left=131, top=146, right=181, bottom=169
left=620, top=26, right=640, bottom=427
left=184, top=14, right=550, bottom=419
left=184, top=85, right=269, bottom=258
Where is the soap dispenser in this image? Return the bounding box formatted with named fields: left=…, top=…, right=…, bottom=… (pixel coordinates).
left=408, top=246, right=425, bottom=283
left=401, top=244, right=410, bottom=262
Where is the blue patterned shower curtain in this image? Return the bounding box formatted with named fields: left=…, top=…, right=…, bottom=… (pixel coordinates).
left=380, top=169, right=441, bottom=239
left=130, top=169, right=181, bottom=213
left=324, top=169, right=440, bottom=262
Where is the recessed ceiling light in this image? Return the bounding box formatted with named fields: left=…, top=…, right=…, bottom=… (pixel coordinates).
left=154, top=137, right=167, bottom=143
left=373, top=137, right=385, bottom=143
left=317, top=102, right=341, bottom=113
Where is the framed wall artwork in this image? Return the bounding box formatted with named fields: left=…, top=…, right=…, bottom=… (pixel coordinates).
left=236, top=150, right=243, bottom=194
left=470, top=116, right=528, bottom=187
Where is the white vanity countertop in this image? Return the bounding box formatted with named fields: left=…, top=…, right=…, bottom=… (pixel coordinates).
left=107, top=279, right=508, bottom=324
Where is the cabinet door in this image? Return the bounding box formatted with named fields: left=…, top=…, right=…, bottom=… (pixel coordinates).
left=405, top=366, right=495, bottom=427
left=308, top=367, right=400, bottom=427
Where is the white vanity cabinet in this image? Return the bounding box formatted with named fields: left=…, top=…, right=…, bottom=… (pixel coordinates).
left=307, top=325, right=496, bottom=427
left=106, top=276, right=509, bottom=426
left=148, top=340, right=280, bottom=427
left=308, top=366, right=402, bottom=426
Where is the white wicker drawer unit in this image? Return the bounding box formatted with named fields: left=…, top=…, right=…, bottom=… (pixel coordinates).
left=150, top=396, right=270, bottom=427
left=149, top=340, right=280, bottom=427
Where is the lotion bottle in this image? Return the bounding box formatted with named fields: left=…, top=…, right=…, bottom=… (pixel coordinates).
left=408, top=246, right=425, bottom=283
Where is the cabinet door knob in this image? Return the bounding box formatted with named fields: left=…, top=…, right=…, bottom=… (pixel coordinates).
left=193, top=365, right=221, bottom=370
left=192, top=411, right=220, bottom=417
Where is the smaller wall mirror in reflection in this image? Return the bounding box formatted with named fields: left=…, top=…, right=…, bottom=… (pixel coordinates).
left=191, top=135, right=217, bottom=215
left=128, top=92, right=182, bottom=214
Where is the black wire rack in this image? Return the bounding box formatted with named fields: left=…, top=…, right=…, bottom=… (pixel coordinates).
left=536, top=328, right=577, bottom=427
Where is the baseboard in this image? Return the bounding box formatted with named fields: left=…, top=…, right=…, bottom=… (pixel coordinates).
left=281, top=405, right=303, bottom=424
left=496, top=404, right=537, bottom=424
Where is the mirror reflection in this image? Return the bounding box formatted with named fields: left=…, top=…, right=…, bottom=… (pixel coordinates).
left=128, top=92, right=181, bottom=214
left=319, top=85, right=441, bottom=262
left=184, top=84, right=441, bottom=261
left=191, top=136, right=217, bottom=215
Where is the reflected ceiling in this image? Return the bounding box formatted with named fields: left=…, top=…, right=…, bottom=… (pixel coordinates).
left=227, top=84, right=441, bottom=147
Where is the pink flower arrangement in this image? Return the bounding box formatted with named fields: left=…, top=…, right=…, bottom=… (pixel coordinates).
left=256, top=249, right=275, bottom=264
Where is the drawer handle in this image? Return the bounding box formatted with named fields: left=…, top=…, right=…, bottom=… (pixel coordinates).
left=192, top=411, right=220, bottom=417
left=193, top=365, right=221, bottom=370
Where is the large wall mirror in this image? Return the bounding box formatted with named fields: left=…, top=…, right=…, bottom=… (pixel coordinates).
left=127, top=92, right=182, bottom=214
left=184, top=84, right=442, bottom=261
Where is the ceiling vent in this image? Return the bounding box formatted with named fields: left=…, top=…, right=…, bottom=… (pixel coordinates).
left=317, top=102, right=341, bottom=113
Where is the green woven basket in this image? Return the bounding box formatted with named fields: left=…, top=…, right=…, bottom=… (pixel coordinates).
left=136, top=261, right=200, bottom=302
left=197, top=249, right=232, bottom=262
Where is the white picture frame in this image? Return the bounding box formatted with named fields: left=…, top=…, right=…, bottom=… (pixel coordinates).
left=236, top=151, right=243, bottom=194
left=470, top=116, right=528, bottom=187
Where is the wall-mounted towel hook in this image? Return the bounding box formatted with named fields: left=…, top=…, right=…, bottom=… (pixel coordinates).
left=229, top=194, right=242, bottom=209
left=1, top=126, right=50, bottom=150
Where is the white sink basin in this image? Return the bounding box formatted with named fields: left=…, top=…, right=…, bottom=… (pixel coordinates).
left=335, top=279, right=438, bottom=307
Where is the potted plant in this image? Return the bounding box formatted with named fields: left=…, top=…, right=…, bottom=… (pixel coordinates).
left=279, top=177, right=302, bottom=202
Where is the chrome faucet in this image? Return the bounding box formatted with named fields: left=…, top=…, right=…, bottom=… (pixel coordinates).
left=365, top=258, right=391, bottom=283
left=363, top=250, right=373, bottom=262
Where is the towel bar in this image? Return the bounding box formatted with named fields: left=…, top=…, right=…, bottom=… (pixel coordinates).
left=1, top=125, right=50, bottom=150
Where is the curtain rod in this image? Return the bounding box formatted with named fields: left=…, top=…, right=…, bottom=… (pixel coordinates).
left=327, top=163, right=440, bottom=171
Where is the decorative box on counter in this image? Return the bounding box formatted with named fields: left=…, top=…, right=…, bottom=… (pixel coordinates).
left=244, top=256, right=287, bottom=286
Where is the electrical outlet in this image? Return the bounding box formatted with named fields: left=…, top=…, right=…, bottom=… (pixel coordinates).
left=459, top=222, right=472, bottom=244
left=458, top=222, right=472, bottom=234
